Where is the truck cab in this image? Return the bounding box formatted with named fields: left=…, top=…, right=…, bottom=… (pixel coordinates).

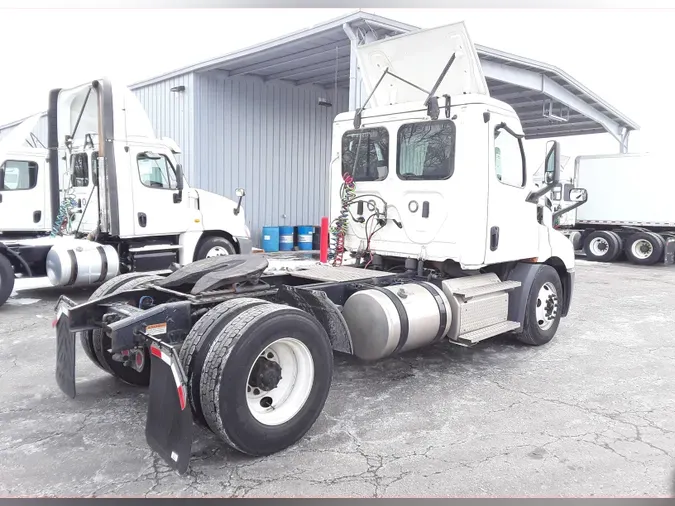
left=0, top=115, right=50, bottom=236
left=330, top=21, right=577, bottom=274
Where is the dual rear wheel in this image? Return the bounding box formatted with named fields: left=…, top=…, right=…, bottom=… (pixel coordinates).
left=582, top=230, right=665, bottom=265
left=78, top=276, right=334, bottom=457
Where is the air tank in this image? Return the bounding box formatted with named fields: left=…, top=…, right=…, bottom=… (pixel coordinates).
left=341, top=281, right=452, bottom=361
left=46, top=239, right=120, bottom=287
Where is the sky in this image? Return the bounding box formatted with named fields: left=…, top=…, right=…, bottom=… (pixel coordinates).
left=0, top=7, right=671, bottom=165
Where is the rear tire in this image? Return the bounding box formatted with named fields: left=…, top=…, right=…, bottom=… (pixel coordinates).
left=200, top=304, right=333, bottom=456
left=195, top=236, right=236, bottom=260
left=624, top=232, right=664, bottom=265
left=583, top=231, right=621, bottom=262
left=514, top=264, right=563, bottom=346
left=0, top=254, right=15, bottom=308
left=178, top=297, right=271, bottom=428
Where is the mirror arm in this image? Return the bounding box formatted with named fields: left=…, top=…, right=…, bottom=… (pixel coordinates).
left=495, top=122, right=525, bottom=139
left=233, top=195, right=244, bottom=215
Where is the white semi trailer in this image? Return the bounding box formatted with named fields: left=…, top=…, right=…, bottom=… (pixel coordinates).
left=550, top=153, right=675, bottom=266
left=52, top=21, right=588, bottom=475
left=0, top=81, right=253, bottom=307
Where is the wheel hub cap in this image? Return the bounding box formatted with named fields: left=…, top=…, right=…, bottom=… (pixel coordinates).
left=249, top=357, right=283, bottom=391
left=206, top=246, right=229, bottom=258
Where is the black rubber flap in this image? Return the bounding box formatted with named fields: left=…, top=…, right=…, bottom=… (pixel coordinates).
left=55, top=296, right=77, bottom=399
left=145, top=342, right=193, bottom=475
left=154, top=255, right=269, bottom=293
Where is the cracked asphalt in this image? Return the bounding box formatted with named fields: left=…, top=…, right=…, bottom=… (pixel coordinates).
left=1, top=259, right=674, bottom=498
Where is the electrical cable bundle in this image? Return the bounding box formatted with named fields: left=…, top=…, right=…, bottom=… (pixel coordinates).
left=329, top=172, right=356, bottom=266
left=50, top=176, right=77, bottom=237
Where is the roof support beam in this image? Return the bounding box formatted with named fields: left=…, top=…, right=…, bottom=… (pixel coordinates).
left=264, top=55, right=350, bottom=81
left=343, top=22, right=359, bottom=111
left=227, top=41, right=350, bottom=77
left=481, top=60, right=624, bottom=143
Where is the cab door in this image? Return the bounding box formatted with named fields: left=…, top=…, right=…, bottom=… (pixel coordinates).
left=483, top=115, right=540, bottom=264
left=131, top=148, right=190, bottom=237
left=0, top=154, right=47, bottom=232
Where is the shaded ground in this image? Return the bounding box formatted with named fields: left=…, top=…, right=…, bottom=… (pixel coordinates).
left=1, top=260, right=674, bottom=497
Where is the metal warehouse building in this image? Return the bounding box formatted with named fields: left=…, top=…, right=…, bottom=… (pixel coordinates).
left=0, top=11, right=639, bottom=247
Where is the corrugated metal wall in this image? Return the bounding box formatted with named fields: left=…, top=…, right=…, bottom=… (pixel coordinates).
left=192, top=72, right=350, bottom=246
left=132, top=74, right=196, bottom=179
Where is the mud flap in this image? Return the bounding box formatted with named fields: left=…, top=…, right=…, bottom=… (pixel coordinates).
left=54, top=296, right=77, bottom=398
left=145, top=339, right=193, bottom=475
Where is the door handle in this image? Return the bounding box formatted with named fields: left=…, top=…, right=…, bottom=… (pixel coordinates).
left=138, top=212, right=147, bottom=228
left=490, top=226, right=500, bottom=251
left=0, top=194, right=2, bottom=203
left=33, top=211, right=41, bottom=223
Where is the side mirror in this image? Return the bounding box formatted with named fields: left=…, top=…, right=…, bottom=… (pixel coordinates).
left=173, top=163, right=184, bottom=203
left=175, top=163, right=184, bottom=191
left=568, top=188, right=587, bottom=202
left=544, top=140, right=561, bottom=185
left=552, top=186, right=588, bottom=220
left=527, top=140, right=561, bottom=203
left=234, top=187, right=246, bottom=216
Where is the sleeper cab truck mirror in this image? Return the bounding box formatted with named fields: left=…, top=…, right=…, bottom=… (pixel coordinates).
left=234, top=187, right=246, bottom=215
left=172, top=163, right=184, bottom=204
left=544, top=140, right=561, bottom=185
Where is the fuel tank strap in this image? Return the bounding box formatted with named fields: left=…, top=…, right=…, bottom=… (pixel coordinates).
left=369, top=286, right=409, bottom=354
left=414, top=282, right=448, bottom=343
left=66, top=249, right=78, bottom=286
left=96, top=246, right=108, bottom=283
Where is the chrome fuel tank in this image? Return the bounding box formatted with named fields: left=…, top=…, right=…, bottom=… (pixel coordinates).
left=341, top=281, right=452, bottom=361
left=46, top=239, right=120, bottom=287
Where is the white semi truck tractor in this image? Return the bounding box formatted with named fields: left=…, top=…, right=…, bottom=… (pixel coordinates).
left=52, top=22, right=586, bottom=474
left=549, top=153, right=675, bottom=266
left=0, top=80, right=252, bottom=307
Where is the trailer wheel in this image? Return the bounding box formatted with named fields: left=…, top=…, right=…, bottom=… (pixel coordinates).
left=0, top=253, right=15, bottom=308
left=200, top=304, right=333, bottom=456
left=90, top=274, right=161, bottom=386
left=179, top=297, right=271, bottom=428
left=582, top=231, right=621, bottom=262
left=79, top=272, right=160, bottom=371
left=195, top=236, right=237, bottom=260
left=514, top=264, right=563, bottom=346
left=624, top=232, right=664, bottom=266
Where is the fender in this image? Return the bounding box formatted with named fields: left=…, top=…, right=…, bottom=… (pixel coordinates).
left=506, top=262, right=574, bottom=326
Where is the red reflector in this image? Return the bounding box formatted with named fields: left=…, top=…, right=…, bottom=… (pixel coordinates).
left=177, top=385, right=186, bottom=411
left=52, top=319, right=57, bottom=328
left=150, top=346, right=162, bottom=359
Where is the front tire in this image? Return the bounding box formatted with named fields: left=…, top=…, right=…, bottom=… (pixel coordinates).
left=200, top=304, right=333, bottom=456
left=515, top=264, right=563, bottom=346
left=0, top=254, right=15, bottom=308
left=195, top=236, right=236, bottom=260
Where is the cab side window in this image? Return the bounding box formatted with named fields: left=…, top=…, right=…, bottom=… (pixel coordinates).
left=137, top=153, right=178, bottom=190
left=494, top=126, right=525, bottom=188
left=0, top=160, right=39, bottom=191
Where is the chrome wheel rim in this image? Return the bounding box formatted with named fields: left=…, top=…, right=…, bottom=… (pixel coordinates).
left=206, top=246, right=229, bottom=258
left=535, top=282, right=559, bottom=331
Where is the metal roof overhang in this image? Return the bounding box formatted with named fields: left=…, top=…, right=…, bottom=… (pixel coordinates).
left=3, top=11, right=639, bottom=149
left=128, top=11, right=638, bottom=148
